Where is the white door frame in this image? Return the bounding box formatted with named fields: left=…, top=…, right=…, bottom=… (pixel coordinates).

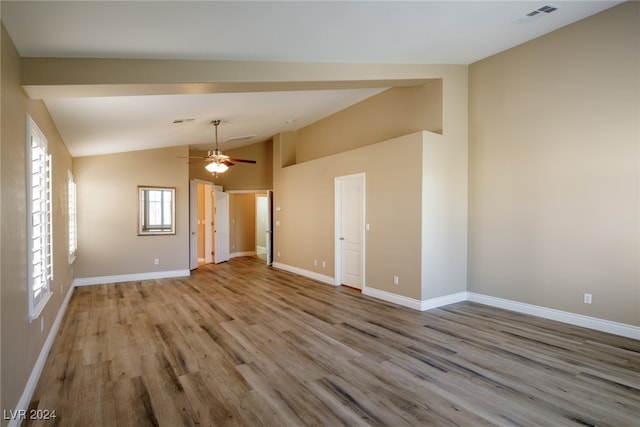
left=214, top=186, right=230, bottom=263
left=266, top=190, right=274, bottom=266
left=203, top=183, right=214, bottom=264
left=189, top=179, right=215, bottom=269
left=189, top=180, right=198, bottom=270
left=334, top=173, right=366, bottom=289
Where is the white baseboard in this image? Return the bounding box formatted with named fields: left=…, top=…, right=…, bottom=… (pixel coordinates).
left=467, top=292, right=640, bottom=340
left=420, top=291, right=468, bottom=311
left=362, top=288, right=468, bottom=311
left=73, top=269, right=190, bottom=287
left=230, top=251, right=256, bottom=259
left=363, top=287, right=423, bottom=310
left=272, top=262, right=335, bottom=286
left=362, top=288, right=639, bottom=339
left=8, top=284, right=75, bottom=427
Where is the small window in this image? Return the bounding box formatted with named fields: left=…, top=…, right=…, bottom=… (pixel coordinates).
left=138, top=186, right=176, bottom=235
left=68, top=170, right=77, bottom=263
left=27, top=115, right=53, bottom=320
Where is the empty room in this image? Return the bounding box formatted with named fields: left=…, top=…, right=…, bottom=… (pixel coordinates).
left=1, top=1, right=638, bottom=426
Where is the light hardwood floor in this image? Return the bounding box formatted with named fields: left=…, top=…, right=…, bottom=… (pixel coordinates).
left=27, top=256, right=639, bottom=426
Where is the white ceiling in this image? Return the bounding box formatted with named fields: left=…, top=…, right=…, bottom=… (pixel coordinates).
left=2, top=1, right=623, bottom=157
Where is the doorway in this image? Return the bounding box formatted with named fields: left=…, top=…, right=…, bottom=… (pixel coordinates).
left=255, top=190, right=273, bottom=265
left=335, top=173, right=365, bottom=289
left=189, top=181, right=230, bottom=269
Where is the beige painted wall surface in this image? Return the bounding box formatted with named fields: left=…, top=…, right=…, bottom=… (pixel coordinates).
left=273, top=132, right=424, bottom=300
left=296, top=82, right=442, bottom=163
left=0, top=16, right=3, bottom=414
left=1, top=25, right=74, bottom=422
left=468, top=2, right=640, bottom=326
left=74, top=146, right=189, bottom=278
left=189, top=140, right=273, bottom=191
left=421, top=132, right=468, bottom=299
left=272, top=64, right=467, bottom=302
left=229, top=193, right=257, bottom=254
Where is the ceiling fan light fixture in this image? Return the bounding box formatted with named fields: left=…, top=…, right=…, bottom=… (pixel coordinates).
left=205, top=161, right=228, bottom=174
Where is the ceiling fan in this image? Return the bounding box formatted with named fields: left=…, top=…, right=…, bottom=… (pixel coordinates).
left=187, top=120, right=256, bottom=174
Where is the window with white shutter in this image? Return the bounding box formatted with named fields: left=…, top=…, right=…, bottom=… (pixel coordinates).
left=27, top=115, right=53, bottom=320
left=68, top=170, right=77, bottom=263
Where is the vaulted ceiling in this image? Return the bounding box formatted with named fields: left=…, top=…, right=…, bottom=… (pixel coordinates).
left=2, top=1, right=622, bottom=157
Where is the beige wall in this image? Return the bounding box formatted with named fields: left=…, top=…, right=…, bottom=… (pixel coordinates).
left=271, top=65, right=467, bottom=302
left=296, top=82, right=442, bottom=163
left=1, top=25, right=74, bottom=422
left=74, top=146, right=189, bottom=278
left=0, top=14, right=3, bottom=413
left=229, top=193, right=257, bottom=254
left=468, top=2, right=640, bottom=326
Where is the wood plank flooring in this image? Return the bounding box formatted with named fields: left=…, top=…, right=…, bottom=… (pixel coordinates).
left=27, top=256, right=640, bottom=426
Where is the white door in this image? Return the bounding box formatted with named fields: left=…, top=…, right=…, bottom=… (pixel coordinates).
left=266, top=190, right=274, bottom=266
left=214, top=188, right=230, bottom=263
left=335, top=174, right=365, bottom=289
left=189, top=180, right=198, bottom=270
left=204, top=184, right=214, bottom=263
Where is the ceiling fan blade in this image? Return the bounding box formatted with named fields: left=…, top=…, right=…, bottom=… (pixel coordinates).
left=228, top=158, right=257, bottom=164
left=187, top=158, right=214, bottom=164
left=222, top=160, right=235, bottom=167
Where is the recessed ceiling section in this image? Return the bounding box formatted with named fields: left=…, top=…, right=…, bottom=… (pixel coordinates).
left=45, top=88, right=388, bottom=157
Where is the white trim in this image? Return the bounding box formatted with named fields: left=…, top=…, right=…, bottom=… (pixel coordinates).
left=9, top=284, right=75, bottom=427
left=420, top=291, right=468, bottom=311
left=272, top=262, right=335, bottom=286
left=363, top=287, right=424, bottom=310
left=226, top=189, right=272, bottom=194
left=73, top=269, right=190, bottom=287
left=230, top=251, right=256, bottom=258
left=467, top=293, right=640, bottom=340
left=359, top=287, right=640, bottom=339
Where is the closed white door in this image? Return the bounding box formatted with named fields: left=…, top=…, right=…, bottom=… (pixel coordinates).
left=214, top=189, right=230, bottom=263
left=204, top=184, right=214, bottom=264
left=189, top=180, right=198, bottom=270
left=336, top=174, right=365, bottom=289
left=266, top=190, right=274, bottom=266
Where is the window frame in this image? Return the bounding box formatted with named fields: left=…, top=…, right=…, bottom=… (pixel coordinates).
left=27, top=114, right=53, bottom=320
left=137, top=186, right=176, bottom=235
left=68, top=169, right=77, bottom=264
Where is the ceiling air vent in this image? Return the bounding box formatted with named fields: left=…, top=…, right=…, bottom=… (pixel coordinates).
left=515, top=5, right=558, bottom=23
left=225, top=135, right=257, bottom=143
left=172, top=118, right=195, bottom=124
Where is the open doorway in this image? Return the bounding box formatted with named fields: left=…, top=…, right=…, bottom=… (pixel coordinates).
left=190, top=180, right=214, bottom=269
left=256, top=194, right=268, bottom=261
left=255, top=191, right=273, bottom=265
left=190, top=181, right=230, bottom=269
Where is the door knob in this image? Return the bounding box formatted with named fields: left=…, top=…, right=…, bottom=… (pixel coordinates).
left=339, top=237, right=345, bottom=240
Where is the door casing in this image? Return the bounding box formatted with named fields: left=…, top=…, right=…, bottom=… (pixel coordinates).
left=334, top=173, right=366, bottom=289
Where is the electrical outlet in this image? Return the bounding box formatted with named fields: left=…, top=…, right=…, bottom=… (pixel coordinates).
left=154, top=258, right=159, bottom=265
left=584, top=293, right=592, bottom=304
left=322, top=261, right=326, bottom=268
left=394, top=276, right=399, bottom=285
left=314, top=259, right=317, bottom=266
